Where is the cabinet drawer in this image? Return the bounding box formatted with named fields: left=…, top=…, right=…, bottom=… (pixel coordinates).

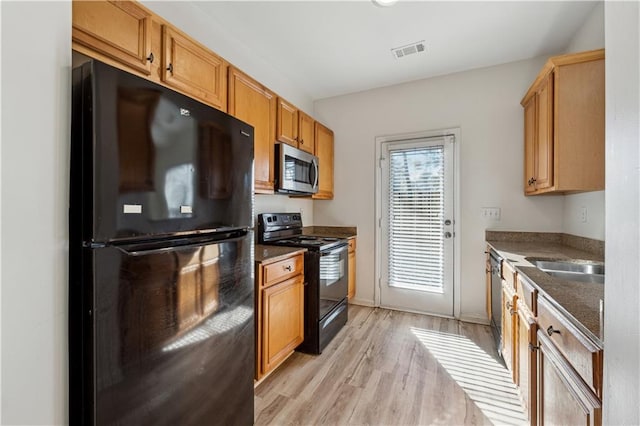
left=517, top=274, right=538, bottom=316
left=502, top=260, right=516, bottom=290
left=348, top=237, right=356, bottom=253
left=537, top=296, right=602, bottom=396
left=263, top=254, right=304, bottom=287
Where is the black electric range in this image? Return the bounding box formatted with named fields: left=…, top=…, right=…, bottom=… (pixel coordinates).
left=258, top=213, right=349, bottom=354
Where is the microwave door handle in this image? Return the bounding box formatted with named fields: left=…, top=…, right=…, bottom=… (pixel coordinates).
left=310, top=158, right=319, bottom=189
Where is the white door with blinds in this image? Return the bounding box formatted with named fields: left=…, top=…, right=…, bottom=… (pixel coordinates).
left=379, top=136, right=455, bottom=316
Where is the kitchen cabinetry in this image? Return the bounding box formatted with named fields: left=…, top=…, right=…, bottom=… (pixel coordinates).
left=72, top=0, right=153, bottom=75
left=313, top=122, right=335, bottom=200
left=485, top=249, right=492, bottom=321
left=347, top=237, right=356, bottom=300
left=537, top=331, right=601, bottom=425
left=502, top=283, right=517, bottom=379
left=521, top=49, right=605, bottom=195
left=228, top=67, right=277, bottom=194
left=161, top=26, right=227, bottom=112
left=276, top=99, right=316, bottom=155
left=73, top=1, right=228, bottom=112
left=516, top=281, right=538, bottom=425
left=256, top=252, right=305, bottom=380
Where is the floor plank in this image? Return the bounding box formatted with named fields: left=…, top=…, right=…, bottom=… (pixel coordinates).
left=254, top=305, right=526, bottom=425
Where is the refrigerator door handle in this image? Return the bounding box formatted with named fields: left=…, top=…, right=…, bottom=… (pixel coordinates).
left=112, top=233, right=249, bottom=257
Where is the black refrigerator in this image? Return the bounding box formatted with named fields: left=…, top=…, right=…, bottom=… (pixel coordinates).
left=69, top=59, right=255, bottom=425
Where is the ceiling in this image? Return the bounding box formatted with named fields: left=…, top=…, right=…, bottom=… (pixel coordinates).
left=185, top=1, right=598, bottom=100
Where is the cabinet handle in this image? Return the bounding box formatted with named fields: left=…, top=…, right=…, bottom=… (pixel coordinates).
left=528, top=343, right=540, bottom=352
left=147, top=52, right=154, bottom=63
left=284, top=265, right=292, bottom=271
left=546, top=325, right=561, bottom=336
left=167, top=63, right=173, bottom=73
left=506, top=301, right=515, bottom=315
left=300, top=138, right=304, bottom=145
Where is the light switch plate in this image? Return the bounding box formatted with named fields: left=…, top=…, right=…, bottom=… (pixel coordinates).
left=482, top=207, right=501, bottom=221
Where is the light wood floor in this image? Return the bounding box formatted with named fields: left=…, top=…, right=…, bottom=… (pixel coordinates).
left=254, top=305, right=527, bottom=426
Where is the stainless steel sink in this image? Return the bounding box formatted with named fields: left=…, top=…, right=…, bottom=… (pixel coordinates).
left=526, top=258, right=605, bottom=284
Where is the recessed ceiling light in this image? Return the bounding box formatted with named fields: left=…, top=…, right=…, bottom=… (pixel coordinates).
left=372, top=0, right=398, bottom=7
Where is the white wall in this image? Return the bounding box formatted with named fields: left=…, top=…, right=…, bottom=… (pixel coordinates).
left=1, top=2, right=71, bottom=424
left=562, top=1, right=606, bottom=240
left=313, top=58, right=565, bottom=318
left=603, top=2, right=640, bottom=423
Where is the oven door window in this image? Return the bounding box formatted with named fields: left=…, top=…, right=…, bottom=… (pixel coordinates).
left=319, top=246, right=348, bottom=318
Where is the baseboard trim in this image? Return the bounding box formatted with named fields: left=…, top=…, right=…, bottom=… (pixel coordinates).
left=460, top=314, right=490, bottom=325
left=348, top=298, right=376, bottom=307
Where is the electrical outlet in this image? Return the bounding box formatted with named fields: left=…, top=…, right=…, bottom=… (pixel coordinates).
left=482, top=207, right=501, bottom=221
left=580, top=207, right=587, bottom=223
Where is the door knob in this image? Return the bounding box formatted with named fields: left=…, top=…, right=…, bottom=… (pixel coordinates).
left=444, top=231, right=452, bottom=239
left=444, top=219, right=452, bottom=226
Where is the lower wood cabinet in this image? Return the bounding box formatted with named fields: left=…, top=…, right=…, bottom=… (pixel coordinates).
left=537, top=331, right=602, bottom=426
left=517, top=303, right=537, bottom=425
left=347, top=237, right=356, bottom=300
left=255, top=252, right=304, bottom=380
left=501, top=283, right=517, bottom=378
left=261, top=275, right=304, bottom=374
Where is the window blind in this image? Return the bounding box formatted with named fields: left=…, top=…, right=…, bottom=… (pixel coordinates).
left=388, top=145, right=445, bottom=291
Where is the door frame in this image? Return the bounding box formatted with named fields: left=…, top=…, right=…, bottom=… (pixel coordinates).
left=374, top=128, right=461, bottom=319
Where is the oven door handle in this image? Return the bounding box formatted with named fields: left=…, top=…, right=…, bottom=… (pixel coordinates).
left=321, top=244, right=348, bottom=256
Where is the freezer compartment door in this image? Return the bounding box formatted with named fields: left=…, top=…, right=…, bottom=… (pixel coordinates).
left=72, top=60, right=254, bottom=243
left=82, top=233, right=254, bottom=425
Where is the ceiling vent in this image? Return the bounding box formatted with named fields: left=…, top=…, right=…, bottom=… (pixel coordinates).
left=391, top=41, right=426, bottom=59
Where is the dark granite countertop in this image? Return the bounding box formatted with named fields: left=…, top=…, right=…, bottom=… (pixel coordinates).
left=302, top=226, right=357, bottom=239
left=255, top=245, right=307, bottom=264
left=486, top=238, right=604, bottom=347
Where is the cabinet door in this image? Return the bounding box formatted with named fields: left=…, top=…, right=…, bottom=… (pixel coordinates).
left=517, top=308, right=537, bottom=425
left=502, top=286, right=516, bottom=377
left=535, top=73, right=554, bottom=191
left=262, top=275, right=304, bottom=375
left=228, top=67, right=277, bottom=193
left=485, top=250, right=492, bottom=321
left=72, top=0, right=153, bottom=75
left=538, top=332, right=601, bottom=426
left=313, top=122, right=334, bottom=200
left=276, top=98, right=298, bottom=146
left=348, top=249, right=356, bottom=300
left=523, top=95, right=537, bottom=194
left=298, top=111, right=315, bottom=155
left=162, top=25, right=228, bottom=112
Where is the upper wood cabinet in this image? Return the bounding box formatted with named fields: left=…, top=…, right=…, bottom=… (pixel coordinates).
left=162, top=26, right=228, bottom=112
left=313, top=122, right=334, bottom=200
left=73, top=1, right=153, bottom=75
left=521, top=49, right=604, bottom=195
left=228, top=67, right=277, bottom=194
left=276, top=98, right=299, bottom=146
left=276, top=99, right=316, bottom=155
left=297, top=111, right=315, bottom=155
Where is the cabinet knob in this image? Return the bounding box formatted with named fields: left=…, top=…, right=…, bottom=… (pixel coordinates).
left=147, top=52, right=154, bottom=63
left=546, top=325, right=561, bottom=336
left=167, top=63, right=173, bottom=73
left=300, top=139, right=304, bottom=145
left=284, top=265, right=292, bottom=271
left=528, top=343, right=540, bottom=352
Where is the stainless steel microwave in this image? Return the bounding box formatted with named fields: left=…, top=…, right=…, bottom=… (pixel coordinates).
left=275, top=143, right=319, bottom=195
